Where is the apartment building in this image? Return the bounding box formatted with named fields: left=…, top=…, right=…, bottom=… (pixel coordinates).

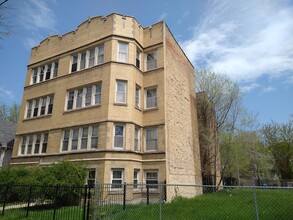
left=11, top=13, right=202, bottom=199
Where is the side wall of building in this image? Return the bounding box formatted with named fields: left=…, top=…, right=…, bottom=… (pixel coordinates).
left=164, top=25, right=202, bottom=199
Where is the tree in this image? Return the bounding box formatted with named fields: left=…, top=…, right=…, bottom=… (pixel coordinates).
left=0, top=102, right=20, bottom=123
left=261, top=117, right=293, bottom=180
left=195, top=70, right=242, bottom=184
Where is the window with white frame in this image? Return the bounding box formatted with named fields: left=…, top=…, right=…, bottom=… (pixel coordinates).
left=145, top=127, right=158, bottom=151
left=136, top=49, right=141, bottom=69
left=146, top=50, right=157, bottom=71
left=26, top=95, right=54, bottom=119
left=145, top=88, right=157, bottom=109
left=61, top=125, right=99, bottom=152
left=145, top=171, right=158, bottom=188
left=135, top=85, right=141, bottom=109
left=115, top=81, right=127, bottom=104
left=111, top=169, right=124, bottom=188
left=118, top=42, right=128, bottom=62
left=134, top=169, right=139, bottom=188
left=66, top=83, right=102, bottom=111
left=19, top=132, right=48, bottom=156
left=70, top=44, right=104, bottom=73
left=87, top=169, right=96, bottom=186
left=31, top=61, right=58, bottom=85
left=134, top=127, right=140, bottom=151
left=114, top=124, right=124, bottom=148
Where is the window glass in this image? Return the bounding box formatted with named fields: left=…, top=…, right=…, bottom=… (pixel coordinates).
left=81, top=127, right=88, bottom=149
left=71, top=128, right=79, bottom=150
left=85, top=87, right=92, bottom=106
left=88, top=48, right=95, bottom=67
left=146, top=88, right=157, bottom=108
left=45, top=64, right=51, bottom=80
left=118, top=42, right=128, bottom=62
left=71, top=55, right=78, bottom=72
left=116, top=81, right=126, bottom=103
left=112, top=169, right=123, bottom=188
left=62, top=130, right=70, bottom=151
left=146, top=171, right=158, bottom=188
left=146, top=51, right=157, bottom=70
left=146, top=128, right=158, bottom=151
left=34, top=134, right=41, bottom=154
left=91, top=126, right=98, bottom=149
left=114, top=125, right=124, bottom=148
left=42, top=133, right=48, bottom=153
left=76, top=89, right=83, bottom=108
left=67, top=91, right=74, bottom=110
left=95, top=83, right=102, bottom=105
left=98, top=45, right=104, bottom=64
left=80, top=52, right=86, bottom=70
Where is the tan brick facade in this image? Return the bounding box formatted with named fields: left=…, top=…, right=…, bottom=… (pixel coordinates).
left=11, top=13, right=202, bottom=200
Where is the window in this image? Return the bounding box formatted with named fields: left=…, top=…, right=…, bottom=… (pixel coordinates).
left=45, top=64, right=51, bottom=80
left=66, top=83, right=101, bottom=111
left=26, top=95, right=54, bottom=119
left=88, top=48, right=95, bottom=68
left=70, top=44, right=104, bottom=73
left=62, top=130, right=70, bottom=151
left=145, top=128, right=158, bottom=151
left=115, top=81, right=127, bottom=104
left=71, top=55, right=78, bottom=72
left=146, top=171, right=158, bottom=188
left=111, top=169, right=123, bottom=188
left=61, top=125, right=99, bottom=152
left=71, top=128, right=79, bottom=150
left=94, top=83, right=102, bottom=105
left=31, top=61, right=58, bottom=85
left=114, top=124, right=124, bottom=148
left=81, top=127, right=88, bottom=149
left=26, top=101, right=33, bottom=118
left=88, top=169, right=96, bottom=187
left=20, top=136, right=26, bottom=155
left=97, top=44, right=104, bottom=64
left=32, top=69, right=38, bottom=84
left=136, top=50, right=141, bottom=68
left=134, top=127, right=140, bottom=151
left=134, top=170, right=139, bottom=189
left=76, top=89, right=83, bottom=108
left=39, top=66, right=44, bottom=82
left=80, top=52, right=86, bottom=70
left=91, top=125, right=98, bottom=149
left=19, top=133, right=48, bottom=156
left=33, top=99, right=39, bottom=117
left=146, top=50, right=157, bottom=71
left=41, top=133, right=48, bottom=153
left=34, top=134, right=41, bottom=154
left=118, top=42, right=128, bottom=62
left=145, top=88, right=157, bottom=109
left=135, top=85, right=141, bottom=108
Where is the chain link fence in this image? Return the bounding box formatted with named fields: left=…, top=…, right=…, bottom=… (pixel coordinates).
left=1, top=183, right=293, bottom=219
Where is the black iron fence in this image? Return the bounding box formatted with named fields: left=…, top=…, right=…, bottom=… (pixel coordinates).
left=1, top=183, right=293, bottom=220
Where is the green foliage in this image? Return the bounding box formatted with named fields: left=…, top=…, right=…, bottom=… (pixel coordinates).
left=0, top=161, right=86, bottom=204
left=0, top=102, right=20, bottom=123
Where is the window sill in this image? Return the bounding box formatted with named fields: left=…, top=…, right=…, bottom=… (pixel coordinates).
left=135, top=106, right=142, bottom=111
left=114, top=103, right=127, bottom=106
left=23, top=114, right=52, bottom=122
left=64, top=104, right=101, bottom=114
left=143, top=107, right=158, bottom=112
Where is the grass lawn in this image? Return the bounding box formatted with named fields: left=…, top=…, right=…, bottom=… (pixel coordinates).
left=0, top=188, right=292, bottom=219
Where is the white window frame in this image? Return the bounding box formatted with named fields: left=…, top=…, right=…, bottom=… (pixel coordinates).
left=136, top=49, right=141, bottom=69
left=135, top=85, right=141, bottom=109
left=134, top=169, right=140, bottom=189
left=145, top=50, right=157, bottom=71
left=115, top=80, right=127, bottom=104
left=118, top=42, right=128, bottom=63
left=19, top=133, right=48, bottom=156
left=113, top=124, right=125, bottom=148
left=134, top=127, right=140, bottom=152
left=26, top=95, right=54, bottom=119
left=61, top=125, right=99, bottom=152
left=31, top=61, right=58, bottom=85
left=145, top=170, right=159, bottom=188
left=145, top=127, right=158, bottom=151
left=111, top=169, right=124, bottom=189
left=145, top=87, right=158, bottom=109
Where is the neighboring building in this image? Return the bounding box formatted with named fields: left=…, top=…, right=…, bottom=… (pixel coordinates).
left=11, top=13, right=202, bottom=200
left=0, top=119, right=17, bottom=167
left=196, top=92, right=221, bottom=187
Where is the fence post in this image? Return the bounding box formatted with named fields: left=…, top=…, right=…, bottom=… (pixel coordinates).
left=53, top=185, right=59, bottom=220
left=253, top=187, right=259, bottom=220
left=123, top=182, right=126, bottom=210
left=82, top=185, right=88, bottom=220
left=159, top=184, right=162, bottom=220
left=147, top=184, right=150, bottom=205
left=94, top=183, right=99, bottom=220
left=26, top=186, right=33, bottom=218
left=2, top=184, right=9, bottom=216
left=86, top=185, right=91, bottom=220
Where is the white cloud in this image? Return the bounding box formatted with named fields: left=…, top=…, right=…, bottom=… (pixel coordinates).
left=19, top=0, right=57, bottom=32
left=0, top=86, right=14, bottom=100
left=240, top=82, right=260, bottom=93
left=261, top=86, right=275, bottom=94
left=181, top=0, right=293, bottom=83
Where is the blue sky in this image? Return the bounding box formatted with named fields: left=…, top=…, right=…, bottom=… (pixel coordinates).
left=0, top=0, right=292, bottom=125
